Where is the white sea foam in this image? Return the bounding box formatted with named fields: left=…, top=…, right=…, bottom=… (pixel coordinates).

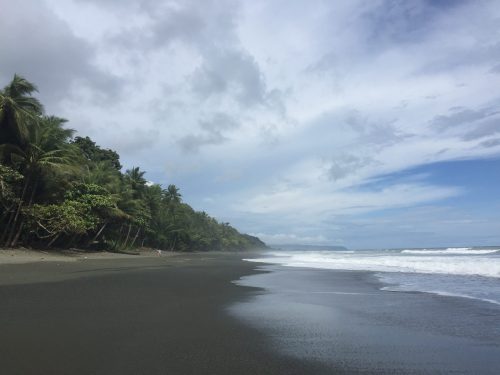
left=390, top=289, right=500, bottom=306
left=401, top=248, right=499, bottom=255
left=245, top=250, right=500, bottom=278
left=245, top=249, right=500, bottom=306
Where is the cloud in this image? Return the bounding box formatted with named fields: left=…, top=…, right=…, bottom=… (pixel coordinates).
left=105, top=0, right=240, bottom=50
left=0, top=0, right=121, bottom=111
left=249, top=232, right=329, bottom=245
left=236, top=181, right=460, bottom=217
left=328, top=154, right=376, bottom=181
left=177, top=113, right=239, bottom=153
left=3, top=0, right=500, bottom=247
left=431, top=106, right=500, bottom=131
left=190, top=48, right=267, bottom=107
left=491, top=64, right=500, bottom=74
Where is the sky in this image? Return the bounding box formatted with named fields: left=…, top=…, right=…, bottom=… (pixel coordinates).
left=1, top=0, right=500, bottom=249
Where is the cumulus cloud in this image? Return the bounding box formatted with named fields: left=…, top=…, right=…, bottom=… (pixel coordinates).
left=0, top=0, right=121, bottom=111
left=431, top=106, right=500, bottom=131
left=191, top=49, right=267, bottom=107
left=178, top=113, right=239, bottom=153
left=249, top=232, right=329, bottom=245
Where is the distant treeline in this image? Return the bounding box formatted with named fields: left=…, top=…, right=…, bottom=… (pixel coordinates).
left=0, top=75, right=266, bottom=252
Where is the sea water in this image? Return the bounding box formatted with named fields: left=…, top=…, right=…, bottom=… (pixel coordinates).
left=245, top=247, right=500, bottom=305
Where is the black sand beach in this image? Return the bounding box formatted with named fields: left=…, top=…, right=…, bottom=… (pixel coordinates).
left=0, top=252, right=330, bottom=375
left=231, top=265, right=500, bottom=374
left=2, top=252, right=500, bottom=374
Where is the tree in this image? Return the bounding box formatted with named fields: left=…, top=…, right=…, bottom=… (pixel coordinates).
left=0, top=116, right=76, bottom=246
left=72, top=136, right=122, bottom=170
left=165, top=184, right=182, bottom=204
left=0, top=74, right=43, bottom=148
left=125, top=167, right=147, bottom=196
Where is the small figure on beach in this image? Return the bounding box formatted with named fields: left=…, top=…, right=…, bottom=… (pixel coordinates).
left=157, top=249, right=162, bottom=256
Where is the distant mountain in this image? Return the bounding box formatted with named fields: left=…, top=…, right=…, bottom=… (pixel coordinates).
left=272, top=244, right=348, bottom=251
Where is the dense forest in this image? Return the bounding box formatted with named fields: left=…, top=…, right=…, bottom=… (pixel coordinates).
left=0, top=75, right=265, bottom=252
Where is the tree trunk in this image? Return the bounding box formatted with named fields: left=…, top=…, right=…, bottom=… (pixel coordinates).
left=122, top=223, right=132, bottom=249
left=11, top=221, right=24, bottom=248
left=0, top=211, right=15, bottom=244
left=5, top=174, right=30, bottom=247
left=169, top=234, right=177, bottom=252
left=92, top=222, right=108, bottom=242
left=130, top=227, right=141, bottom=248
left=11, top=177, right=38, bottom=247
left=47, top=233, right=61, bottom=248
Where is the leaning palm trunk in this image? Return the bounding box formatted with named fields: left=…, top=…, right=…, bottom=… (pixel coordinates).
left=130, top=227, right=141, bottom=248
left=11, top=222, right=25, bottom=248
left=92, top=221, right=108, bottom=242
left=5, top=173, right=30, bottom=247
left=47, top=233, right=61, bottom=248
left=169, top=234, right=177, bottom=252
left=11, top=176, right=38, bottom=247
left=0, top=211, right=15, bottom=244
left=122, top=223, right=132, bottom=249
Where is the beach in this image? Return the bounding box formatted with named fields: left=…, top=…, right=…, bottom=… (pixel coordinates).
left=0, top=251, right=329, bottom=375
left=1, top=251, right=499, bottom=374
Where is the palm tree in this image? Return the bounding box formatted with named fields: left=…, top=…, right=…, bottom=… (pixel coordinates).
left=0, top=117, right=76, bottom=246
left=81, top=160, right=122, bottom=193
left=0, top=74, right=43, bottom=147
left=164, top=184, right=182, bottom=204
left=125, top=166, right=147, bottom=198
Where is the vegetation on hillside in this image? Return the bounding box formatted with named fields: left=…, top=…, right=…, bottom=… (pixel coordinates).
left=0, top=75, right=266, bottom=252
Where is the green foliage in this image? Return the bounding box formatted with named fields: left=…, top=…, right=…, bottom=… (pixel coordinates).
left=0, top=74, right=266, bottom=251
left=29, top=201, right=97, bottom=237
left=72, top=136, right=122, bottom=170
left=0, top=74, right=43, bottom=148
left=0, top=163, right=23, bottom=210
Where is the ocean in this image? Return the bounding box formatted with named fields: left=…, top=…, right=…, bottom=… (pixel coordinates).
left=228, top=247, right=500, bottom=373
left=244, top=246, right=500, bottom=305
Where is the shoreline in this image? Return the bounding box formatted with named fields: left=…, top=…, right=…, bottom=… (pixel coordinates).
left=230, top=263, right=500, bottom=374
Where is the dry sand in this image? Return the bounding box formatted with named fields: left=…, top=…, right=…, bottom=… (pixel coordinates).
left=0, top=248, right=171, bottom=265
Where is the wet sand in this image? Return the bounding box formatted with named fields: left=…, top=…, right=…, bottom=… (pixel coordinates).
left=0, top=252, right=330, bottom=375
left=231, top=265, right=500, bottom=374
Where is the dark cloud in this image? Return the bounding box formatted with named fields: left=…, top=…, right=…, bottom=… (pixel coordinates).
left=418, top=42, right=500, bottom=75
left=490, top=64, right=500, bottom=74
left=344, top=111, right=409, bottom=146
left=0, top=0, right=121, bottom=111
left=480, top=138, right=500, bottom=148
left=178, top=113, right=238, bottom=153
left=109, top=127, right=160, bottom=155
left=305, top=52, right=339, bottom=73
left=431, top=106, right=500, bottom=132
left=328, top=154, right=375, bottom=181
left=95, top=0, right=272, bottom=109
left=199, top=113, right=238, bottom=133
left=360, top=0, right=463, bottom=47
left=463, top=118, right=500, bottom=140
left=106, top=0, right=239, bottom=51
left=190, top=49, right=267, bottom=107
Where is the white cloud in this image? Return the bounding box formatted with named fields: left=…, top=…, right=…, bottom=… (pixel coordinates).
left=249, top=232, right=329, bottom=245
